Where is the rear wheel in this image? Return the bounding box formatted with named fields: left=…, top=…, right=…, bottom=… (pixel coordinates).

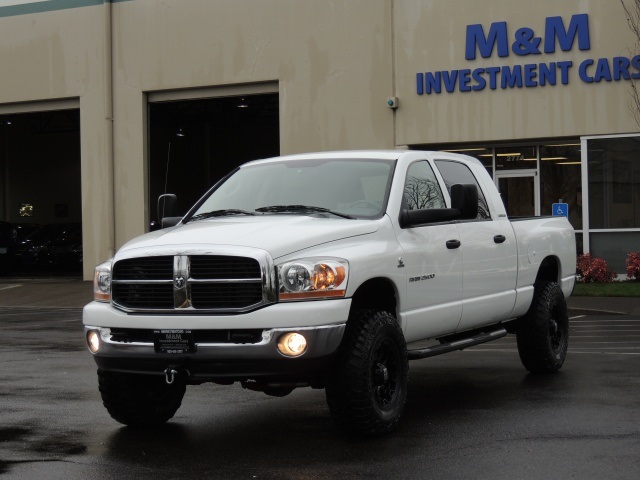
left=98, top=369, right=186, bottom=427
left=516, top=281, right=569, bottom=373
left=325, top=310, right=408, bottom=436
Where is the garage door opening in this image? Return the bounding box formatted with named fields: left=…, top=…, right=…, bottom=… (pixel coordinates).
left=0, top=109, right=82, bottom=277
left=148, top=93, right=279, bottom=227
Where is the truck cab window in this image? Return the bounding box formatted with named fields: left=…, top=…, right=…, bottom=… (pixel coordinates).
left=435, top=160, right=491, bottom=219
left=403, top=161, right=446, bottom=210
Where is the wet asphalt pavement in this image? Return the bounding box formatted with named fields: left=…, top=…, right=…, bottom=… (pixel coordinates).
left=1, top=304, right=639, bottom=479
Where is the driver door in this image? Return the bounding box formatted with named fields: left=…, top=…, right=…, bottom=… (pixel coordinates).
left=393, top=160, right=463, bottom=342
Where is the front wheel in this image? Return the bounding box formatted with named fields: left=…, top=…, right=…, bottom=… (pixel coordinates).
left=325, top=310, right=408, bottom=436
left=516, top=281, right=569, bottom=373
left=97, top=369, right=186, bottom=427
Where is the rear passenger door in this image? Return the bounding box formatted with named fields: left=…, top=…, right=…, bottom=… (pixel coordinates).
left=434, top=159, right=516, bottom=332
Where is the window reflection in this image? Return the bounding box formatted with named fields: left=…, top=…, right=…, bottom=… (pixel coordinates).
left=540, top=143, right=582, bottom=229
left=403, top=162, right=446, bottom=210
left=588, top=137, right=640, bottom=229
left=435, top=160, right=491, bottom=220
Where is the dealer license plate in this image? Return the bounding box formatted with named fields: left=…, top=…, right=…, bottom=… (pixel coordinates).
left=153, top=329, right=196, bottom=354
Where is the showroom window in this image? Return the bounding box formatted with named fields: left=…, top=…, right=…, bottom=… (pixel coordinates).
left=585, top=135, right=640, bottom=273
left=587, top=136, right=640, bottom=229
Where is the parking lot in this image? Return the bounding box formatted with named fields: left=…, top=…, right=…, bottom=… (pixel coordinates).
left=0, top=281, right=639, bottom=479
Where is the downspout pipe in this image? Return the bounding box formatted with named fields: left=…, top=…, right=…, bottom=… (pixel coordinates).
left=104, top=0, right=116, bottom=260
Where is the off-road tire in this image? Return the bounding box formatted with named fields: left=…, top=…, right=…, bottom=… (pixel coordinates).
left=516, top=281, right=569, bottom=373
left=325, top=310, right=408, bottom=436
left=97, top=369, right=186, bottom=427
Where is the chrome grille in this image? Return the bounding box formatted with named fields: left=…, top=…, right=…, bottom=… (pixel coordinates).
left=111, top=253, right=272, bottom=313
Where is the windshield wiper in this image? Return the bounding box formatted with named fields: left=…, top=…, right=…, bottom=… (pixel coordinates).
left=188, top=209, right=257, bottom=222
left=255, top=205, right=354, bottom=219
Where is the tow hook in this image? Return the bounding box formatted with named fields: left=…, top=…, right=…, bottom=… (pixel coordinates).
left=164, top=366, right=190, bottom=385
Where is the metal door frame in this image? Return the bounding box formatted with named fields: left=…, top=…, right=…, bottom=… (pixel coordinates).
left=494, top=169, right=540, bottom=217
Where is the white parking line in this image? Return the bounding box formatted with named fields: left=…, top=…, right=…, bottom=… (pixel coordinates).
left=0, top=284, right=21, bottom=291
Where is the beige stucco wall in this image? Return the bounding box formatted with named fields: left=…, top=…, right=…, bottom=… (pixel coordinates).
left=394, top=0, right=640, bottom=145
left=111, top=0, right=395, bottom=249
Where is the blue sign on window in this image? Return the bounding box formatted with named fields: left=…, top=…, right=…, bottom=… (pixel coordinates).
left=552, top=203, right=569, bottom=217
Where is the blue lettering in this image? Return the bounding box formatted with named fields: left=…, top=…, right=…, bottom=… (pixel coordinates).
left=465, top=21, right=509, bottom=60
left=612, top=57, right=631, bottom=81
left=524, top=64, right=538, bottom=87
left=557, top=61, right=573, bottom=84
left=544, top=13, right=590, bottom=53
left=425, top=72, right=442, bottom=94
left=501, top=65, right=523, bottom=88
left=459, top=69, right=472, bottom=92
left=539, top=62, right=556, bottom=86
left=594, top=58, right=612, bottom=82
left=442, top=70, right=459, bottom=93
left=632, top=55, right=640, bottom=80
left=416, top=73, right=424, bottom=94
left=472, top=68, right=487, bottom=91
left=579, top=59, right=594, bottom=83
left=486, top=67, right=500, bottom=89
left=512, top=28, right=542, bottom=56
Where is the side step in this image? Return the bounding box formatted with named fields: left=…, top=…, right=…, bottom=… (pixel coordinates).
left=407, top=328, right=507, bottom=360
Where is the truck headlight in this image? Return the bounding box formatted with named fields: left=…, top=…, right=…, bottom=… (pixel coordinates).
left=93, top=260, right=112, bottom=302
left=278, top=258, right=348, bottom=300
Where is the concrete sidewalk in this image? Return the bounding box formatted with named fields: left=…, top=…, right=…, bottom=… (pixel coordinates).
left=0, top=277, right=639, bottom=315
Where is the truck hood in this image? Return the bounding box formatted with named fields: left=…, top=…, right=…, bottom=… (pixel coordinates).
left=118, top=216, right=379, bottom=259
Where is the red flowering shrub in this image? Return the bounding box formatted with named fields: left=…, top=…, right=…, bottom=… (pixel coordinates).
left=576, top=253, right=617, bottom=283
left=626, top=252, right=640, bottom=281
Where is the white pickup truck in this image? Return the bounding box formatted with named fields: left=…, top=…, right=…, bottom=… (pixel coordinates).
left=83, top=150, right=576, bottom=435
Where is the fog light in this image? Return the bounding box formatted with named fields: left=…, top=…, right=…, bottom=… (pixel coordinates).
left=87, top=330, right=101, bottom=354
left=277, top=332, right=307, bottom=357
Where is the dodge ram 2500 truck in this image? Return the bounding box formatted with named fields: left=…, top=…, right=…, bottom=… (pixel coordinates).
left=83, top=150, right=576, bottom=435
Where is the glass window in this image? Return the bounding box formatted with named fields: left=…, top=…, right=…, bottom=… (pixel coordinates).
left=540, top=143, right=582, bottom=229
left=434, top=160, right=491, bottom=219
left=495, top=146, right=537, bottom=171
left=590, top=231, right=640, bottom=274
left=191, top=158, right=395, bottom=220
left=440, top=147, right=494, bottom=178
left=403, top=161, right=446, bottom=210
left=588, top=136, right=640, bottom=229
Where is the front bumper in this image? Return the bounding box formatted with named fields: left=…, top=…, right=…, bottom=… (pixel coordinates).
left=84, top=323, right=345, bottom=380
left=83, top=299, right=350, bottom=381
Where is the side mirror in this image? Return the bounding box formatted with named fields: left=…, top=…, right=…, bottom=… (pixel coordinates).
left=400, top=207, right=461, bottom=228
left=450, top=184, right=478, bottom=220
left=157, top=194, right=182, bottom=228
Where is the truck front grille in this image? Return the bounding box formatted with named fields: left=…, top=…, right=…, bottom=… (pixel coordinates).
left=111, top=253, right=272, bottom=313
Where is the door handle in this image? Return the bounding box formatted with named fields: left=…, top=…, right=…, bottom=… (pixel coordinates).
left=494, top=235, right=506, bottom=244
left=446, top=239, right=461, bottom=249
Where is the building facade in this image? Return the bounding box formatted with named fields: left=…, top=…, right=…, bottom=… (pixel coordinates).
left=0, top=0, right=638, bottom=279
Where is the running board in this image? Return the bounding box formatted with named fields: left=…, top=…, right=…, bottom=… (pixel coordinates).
left=407, top=328, right=508, bottom=360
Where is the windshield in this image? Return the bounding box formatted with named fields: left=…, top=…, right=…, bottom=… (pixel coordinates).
left=189, top=158, right=395, bottom=220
